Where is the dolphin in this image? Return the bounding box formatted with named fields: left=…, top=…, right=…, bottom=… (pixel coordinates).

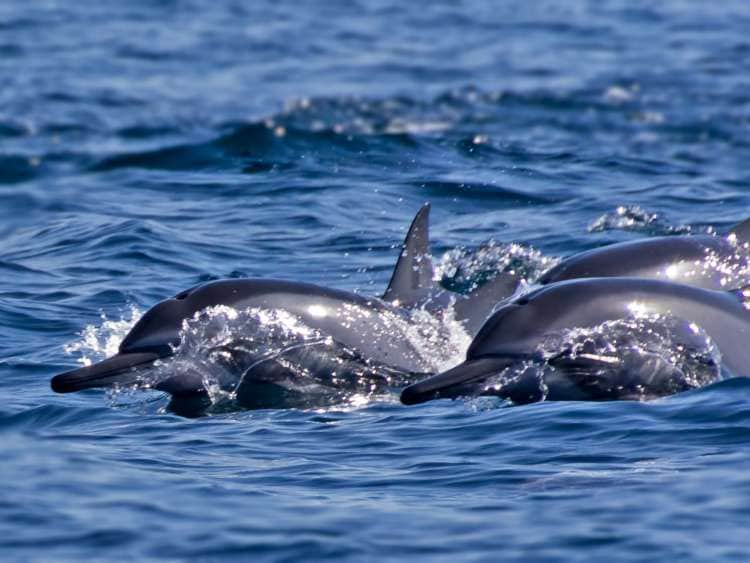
left=537, top=217, right=750, bottom=289
left=401, top=277, right=750, bottom=405
left=51, top=204, right=518, bottom=409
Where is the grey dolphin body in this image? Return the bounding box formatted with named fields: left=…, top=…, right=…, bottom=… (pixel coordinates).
left=53, top=279, right=428, bottom=403
left=51, top=205, right=518, bottom=409
left=401, top=277, right=750, bottom=405
left=537, top=217, right=750, bottom=289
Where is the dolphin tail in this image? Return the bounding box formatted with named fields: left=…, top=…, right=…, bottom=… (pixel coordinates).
left=453, top=273, right=520, bottom=335
left=729, top=217, right=750, bottom=242
left=382, top=203, right=435, bottom=306
left=50, top=352, right=160, bottom=393
left=400, top=357, right=515, bottom=405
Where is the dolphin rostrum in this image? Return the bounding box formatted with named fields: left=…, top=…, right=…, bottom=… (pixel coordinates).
left=51, top=205, right=518, bottom=409
left=401, top=277, right=750, bottom=405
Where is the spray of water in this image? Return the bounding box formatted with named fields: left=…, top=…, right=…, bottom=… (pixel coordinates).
left=473, top=312, right=722, bottom=404
left=63, top=220, right=747, bottom=411
left=588, top=205, right=692, bottom=235
left=692, top=236, right=750, bottom=289
left=436, top=240, right=558, bottom=290
left=64, top=301, right=470, bottom=411
left=63, top=306, right=143, bottom=366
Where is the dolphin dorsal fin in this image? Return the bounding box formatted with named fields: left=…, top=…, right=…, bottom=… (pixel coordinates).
left=729, top=217, right=750, bottom=242
left=383, top=204, right=434, bottom=304
left=453, top=273, right=521, bottom=335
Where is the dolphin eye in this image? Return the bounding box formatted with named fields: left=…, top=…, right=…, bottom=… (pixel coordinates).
left=515, top=296, right=530, bottom=305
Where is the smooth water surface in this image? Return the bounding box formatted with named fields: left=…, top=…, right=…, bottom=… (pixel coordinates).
left=2, top=1, right=750, bottom=560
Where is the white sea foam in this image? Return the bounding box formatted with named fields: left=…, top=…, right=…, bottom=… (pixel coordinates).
left=63, top=306, right=142, bottom=366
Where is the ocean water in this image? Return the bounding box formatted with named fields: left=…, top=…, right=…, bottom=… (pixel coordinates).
left=3, top=1, right=750, bottom=560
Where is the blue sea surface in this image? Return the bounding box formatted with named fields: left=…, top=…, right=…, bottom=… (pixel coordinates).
left=2, top=1, right=750, bottom=560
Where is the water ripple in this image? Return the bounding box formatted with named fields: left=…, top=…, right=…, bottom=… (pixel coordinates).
left=3, top=0, right=750, bottom=560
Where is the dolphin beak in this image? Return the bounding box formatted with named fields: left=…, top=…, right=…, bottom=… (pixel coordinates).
left=400, top=357, right=515, bottom=405
left=50, top=352, right=162, bottom=393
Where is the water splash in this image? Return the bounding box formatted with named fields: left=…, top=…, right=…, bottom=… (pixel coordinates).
left=588, top=205, right=692, bottom=235
left=62, top=301, right=470, bottom=412
left=588, top=211, right=750, bottom=289
left=160, top=304, right=469, bottom=410
left=695, top=236, right=750, bottom=289
left=403, top=306, right=471, bottom=373
left=476, top=313, right=722, bottom=404
left=436, top=240, right=558, bottom=290
left=63, top=306, right=142, bottom=366
left=156, top=306, right=345, bottom=407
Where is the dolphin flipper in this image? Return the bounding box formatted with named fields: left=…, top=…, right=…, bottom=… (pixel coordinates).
left=382, top=204, right=435, bottom=305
